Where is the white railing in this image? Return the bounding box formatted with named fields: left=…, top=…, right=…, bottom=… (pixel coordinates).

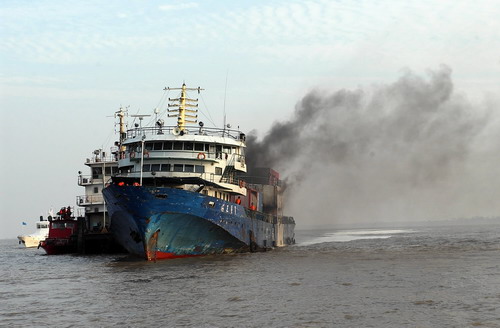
left=76, top=194, right=104, bottom=206
left=126, top=126, right=245, bottom=140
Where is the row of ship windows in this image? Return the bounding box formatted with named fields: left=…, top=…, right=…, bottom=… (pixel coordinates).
left=142, top=163, right=206, bottom=173
left=132, top=141, right=238, bottom=153
left=206, top=190, right=230, bottom=201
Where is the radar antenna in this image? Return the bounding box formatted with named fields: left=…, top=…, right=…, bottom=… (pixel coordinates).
left=165, top=83, right=203, bottom=132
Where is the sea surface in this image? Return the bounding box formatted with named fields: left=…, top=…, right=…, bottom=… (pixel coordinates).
left=1, top=221, right=500, bottom=327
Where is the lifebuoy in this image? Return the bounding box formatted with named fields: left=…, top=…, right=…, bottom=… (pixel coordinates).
left=144, top=150, right=150, bottom=158
left=197, top=152, right=206, bottom=160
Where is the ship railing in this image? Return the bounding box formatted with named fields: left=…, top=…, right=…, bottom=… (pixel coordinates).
left=117, top=170, right=221, bottom=185
left=76, top=195, right=104, bottom=206
left=86, top=156, right=118, bottom=164
left=74, top=208, right=85, bottom=217
left=78, top=175, right=93, bottom=186
left=127, top=150, right=245, bottom=163
left=78, top=175, right=113, bottom=186
left=126, top=126, right=245, bottom=140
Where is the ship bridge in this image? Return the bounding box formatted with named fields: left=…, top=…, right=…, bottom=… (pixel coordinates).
left=112, top=84, right=248, bottom=200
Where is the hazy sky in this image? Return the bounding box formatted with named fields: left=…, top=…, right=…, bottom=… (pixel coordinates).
left=1, top=0, right=499, bottom=238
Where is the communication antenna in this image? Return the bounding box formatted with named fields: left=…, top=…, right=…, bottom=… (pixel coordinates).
left=165, top=83, right=203, bottom=132
left=223, top=71, right=228, bottom=136
left=154, top=107, right=160, bottom=121
left=108, top=106, right=129, bottom=147
left=130, top=114, right=151, bottom=129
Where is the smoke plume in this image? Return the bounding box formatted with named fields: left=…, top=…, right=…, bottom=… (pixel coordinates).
left=247, top=66, right=500, bottom=226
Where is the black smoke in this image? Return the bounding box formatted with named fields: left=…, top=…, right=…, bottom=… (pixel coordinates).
left=246, top=66, right=498, bottom=225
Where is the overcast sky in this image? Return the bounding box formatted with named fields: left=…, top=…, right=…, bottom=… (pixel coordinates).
left=1, top=0, right=499, bottom=238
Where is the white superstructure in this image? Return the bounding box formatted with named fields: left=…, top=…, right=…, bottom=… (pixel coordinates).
left=114, top=84, right=248, bottom=202
left=17, top=220, right=49, bottom=248
left=77, top=149, right=117, bottom=231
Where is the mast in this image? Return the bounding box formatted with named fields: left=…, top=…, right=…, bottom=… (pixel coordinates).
left=115, top=106, right=128, bottom=156
left=165, top=83, right=203, bottom=132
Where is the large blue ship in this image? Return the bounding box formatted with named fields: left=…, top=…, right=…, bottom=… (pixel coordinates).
left=102, top=84, right=295, bottom=260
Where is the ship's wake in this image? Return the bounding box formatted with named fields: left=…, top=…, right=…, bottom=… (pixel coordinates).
left=299, top=229, right=415, bottom=246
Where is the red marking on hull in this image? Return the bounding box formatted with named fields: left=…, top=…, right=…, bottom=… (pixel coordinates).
left=150, top=251, right=204, bottom=261
left=40, top=240, right=75, bottom=255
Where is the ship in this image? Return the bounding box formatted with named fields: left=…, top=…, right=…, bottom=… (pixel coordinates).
left=17, top=217, right=49, bottom=248
left=102, top=84, right=295, bottom=261
left=39, top=208, right=78, bottom=255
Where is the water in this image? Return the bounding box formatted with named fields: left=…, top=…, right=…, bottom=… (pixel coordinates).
left=1, top=222, right=500, bottom=327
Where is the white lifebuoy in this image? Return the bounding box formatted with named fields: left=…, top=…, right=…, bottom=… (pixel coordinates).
left=197, top=152, right=206, bottom=160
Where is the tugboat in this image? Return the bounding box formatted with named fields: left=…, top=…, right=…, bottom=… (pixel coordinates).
left=39, top=207, right=79, bottom=255
left=103, top=84, right=295, bottom=261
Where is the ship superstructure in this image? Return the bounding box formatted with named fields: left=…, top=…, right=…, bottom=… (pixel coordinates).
left=103, top=84, right=295, bottom=260
left=77, top=149, right=118, bottom=232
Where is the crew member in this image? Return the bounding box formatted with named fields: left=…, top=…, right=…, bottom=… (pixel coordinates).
left=235, top=197, right=241, bottom=205
left=250, top=202, right=256, bottom=211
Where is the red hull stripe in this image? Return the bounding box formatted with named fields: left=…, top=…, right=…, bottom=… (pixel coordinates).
left=153, top=251, right=204, bottom=260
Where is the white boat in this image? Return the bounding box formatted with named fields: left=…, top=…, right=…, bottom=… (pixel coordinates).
left=17, top=218, right=49, bottom=248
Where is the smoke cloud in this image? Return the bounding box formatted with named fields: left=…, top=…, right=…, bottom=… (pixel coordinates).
left=247, top=66, right=500, bottom=226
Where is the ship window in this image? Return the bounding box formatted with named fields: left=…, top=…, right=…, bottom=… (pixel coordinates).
left=173, top=142, right=183, bottom=150
left=223, top=146, right=231, bottom=153
left=205, top=144, right=210, bottom=151
left=195, top=165, right=204, bottom=173
left=194, top=143, right=204, bottom=151
left=151, top=164, right=161, bottom=172
left=142, top=164, right=151, bottom=172
left=164, top=141, right=173, bottom=150
left=145, top=142, right=154, bottom=151
left=105, top=167, right=112, bottom=175
left=92, top=167, right=102, bottom=179
left=173, top=164, right=183, bottom=172
left=160, top=164, right=170, bottom=172
left=184, top=164, right=194, bottom=172
left=215, top=167, right=222, bottom=175
left=93, top=187, right=99, bottom=193
left=184, top=142, right=194, bottom=151
left=153, top=142, right=163, bottom=150
left=216, top=145, right=222, bottom=152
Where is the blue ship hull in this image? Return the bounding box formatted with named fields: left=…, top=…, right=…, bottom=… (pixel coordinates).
left=103, top=184, right=295, bottom=260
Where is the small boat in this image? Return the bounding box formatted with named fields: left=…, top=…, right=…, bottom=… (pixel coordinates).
left=39, top=207, right=79, bottom=255
left=17, top=217, right=49, bottom=248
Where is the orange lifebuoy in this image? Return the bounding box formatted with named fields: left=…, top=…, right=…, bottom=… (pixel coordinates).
left=197, top=152, right=206, bottom=160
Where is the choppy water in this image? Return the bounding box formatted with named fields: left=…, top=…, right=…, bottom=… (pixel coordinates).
left=1, top=222, right=500, bottom=327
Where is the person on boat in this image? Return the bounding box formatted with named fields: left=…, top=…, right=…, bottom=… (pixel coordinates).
left=249, top=203, right=256, bottom=211
left=66, top=206, right=72, bottom=218
left=235, top=197, right=241, bottom=205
